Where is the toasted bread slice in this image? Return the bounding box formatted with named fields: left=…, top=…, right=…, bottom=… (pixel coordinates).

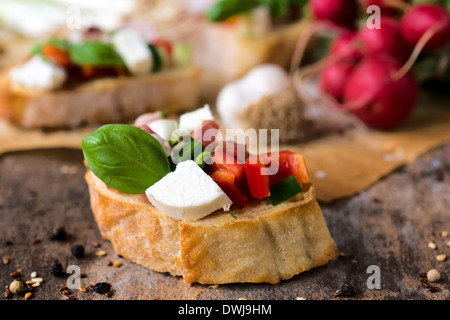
left=86, top=170, right=338, bottom=284
left=0, top=67, right=201, bottom=129
left=180, top=20, right=309, bottom=102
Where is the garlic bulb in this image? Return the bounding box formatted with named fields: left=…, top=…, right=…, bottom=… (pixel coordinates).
left=216, top=64, right=290, bottom=129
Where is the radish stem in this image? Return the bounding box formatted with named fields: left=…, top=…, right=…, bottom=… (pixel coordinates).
left=382, top=0, right=411, bottom=11
left=391, top=22, right=444, bottom=81
left=289, top=21, right=348, bottom=75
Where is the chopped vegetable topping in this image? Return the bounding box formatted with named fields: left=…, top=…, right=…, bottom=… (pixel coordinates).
left=267, top=176, right=302, bottom=206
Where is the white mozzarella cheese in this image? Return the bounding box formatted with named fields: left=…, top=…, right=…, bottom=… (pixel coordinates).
left=148, top=119, right=178, bottom=141
left=9, top=55, right=66, bottom=91
left=146, top=160, right=232, bottom=221
left=178, top=104, right=214, bottom=132
left=111, top=28, right=152, bottom=75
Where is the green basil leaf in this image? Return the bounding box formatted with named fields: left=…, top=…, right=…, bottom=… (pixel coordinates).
left=69, top=41, right=124, bottom=67
left=82, top=124, right=171, bottom=194
left=30, top=39, right=71, bottom=56
left=266, top=175, right=302, bottom=206
left=206, top=0, right=307, bottom=22
left=148, top=44, right=163, bottom=73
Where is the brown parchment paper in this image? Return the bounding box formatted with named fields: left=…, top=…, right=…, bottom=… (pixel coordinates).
left=0, top=120, right=98, bottom=154
left=0, top=99, right=450, bottom=203
left=285, top=99, right=450, bottom=202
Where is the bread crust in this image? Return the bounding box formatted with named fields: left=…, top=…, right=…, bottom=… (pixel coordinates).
left=86, top=170, right=338, bottom=284
left=0, top=67, right=201, bottom=129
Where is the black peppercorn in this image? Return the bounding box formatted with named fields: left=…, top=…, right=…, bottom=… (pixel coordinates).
left=2, top=239, right=13, bottom=246
left=333, top=283, right=355, bottom=297
left=50, top=226, right=67, bottom=241
left=93, top=282, right=111, bottom=294
left=71, top=245, right=85, bottom=258
left=51, top=260, right=64, bottom=276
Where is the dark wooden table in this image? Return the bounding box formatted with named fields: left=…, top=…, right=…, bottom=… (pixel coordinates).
left=0, top=145, right=449, bottom=300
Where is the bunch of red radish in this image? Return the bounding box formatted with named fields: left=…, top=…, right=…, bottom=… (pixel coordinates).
left=311, top=0, right=450, bottom=129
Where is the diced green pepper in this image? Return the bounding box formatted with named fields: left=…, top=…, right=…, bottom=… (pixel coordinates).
left=266, top=175, right=302, bottom=206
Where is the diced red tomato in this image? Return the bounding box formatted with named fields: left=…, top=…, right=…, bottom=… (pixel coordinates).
left=248, top=151, right=310, bottom=186
left=191, top=120, right=220, bottom=149
left=208, top=148, right=247, bottom=192
left=153, top=38, right=173, bottom=61
left=269, top=151, right=310, bottom=186
left=210, top=169, right=247, bottom=209
left=42, top=44, right=71, bottom=68
left=220, top=140, right=249, bottom=164
left=244, top=157, right=270, bottom=199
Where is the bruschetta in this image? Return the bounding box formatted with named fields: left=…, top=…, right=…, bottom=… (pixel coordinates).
left=0, top=27, right=201, bottom=129
left=82, top=106, right=338, bottom=284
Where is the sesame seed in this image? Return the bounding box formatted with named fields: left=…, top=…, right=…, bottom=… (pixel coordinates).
left=61, top=289, right=72, bottom=295
left=31, top=283, right=40, bottom=288
left=436, top=254, right=447, bottom=262
left=441, top=231, right=448, bottom=238
left=24, top=292, right=32, bottom=300
left=32, top=278, right=43, bottom=283
left=4, top=289, right=12, bottom=298
left=91, top=241, right=101, bottom=248
left=113, top=261, right=122, bottom=268
left=96, top=250, right=107, bottom=257
left=427, top=242, right=436, bottom=250
left=2, top=256, right=10, bottom=265
left=30, top=271, right=37, bottom=278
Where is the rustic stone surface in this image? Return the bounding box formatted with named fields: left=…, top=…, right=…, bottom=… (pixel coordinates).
left=0, top=146, right=449, bottom=300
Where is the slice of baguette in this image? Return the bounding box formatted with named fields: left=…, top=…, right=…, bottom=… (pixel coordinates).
left=85, top=170, right=338, bottom=284
left=179, top=20, right=309, bottom=102
left=0, top=67, right=201, bottom=129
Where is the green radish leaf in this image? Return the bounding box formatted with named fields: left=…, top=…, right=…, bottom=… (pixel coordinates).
left=207, top=0, right=259, bottom=22
left=69, top=41, right=125, bottom=67
left=206, top=0, right=307, bottom=22
left=82, top=124, right=171, bottom=194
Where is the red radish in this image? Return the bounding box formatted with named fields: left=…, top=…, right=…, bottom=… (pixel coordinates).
left=319, top=59, right=355, bottom=102
left=343, top=56, right=418, bottom=129
left=401, top=4, right=450, bottom=50
left=360, top=0, right=411, bottom=16
left=311, top=0, right=358, bottom=28
left=330, top=32, right=362, bottom=60
left=357, top=17, right=412, bottom=61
